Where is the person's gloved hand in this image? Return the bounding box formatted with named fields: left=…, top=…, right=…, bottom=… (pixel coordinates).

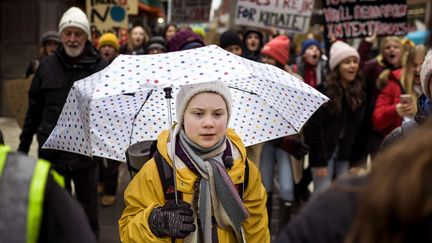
left=148, top=200, right=195, bottom=238
left=290, top=139, right=309, bottom=160
left=277, top=136, right=309, bottom=160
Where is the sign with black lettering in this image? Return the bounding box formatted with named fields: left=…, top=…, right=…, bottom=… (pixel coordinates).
left=86, top=0, right=128, bottom=34
left=171, top=0, right=211, bottom=23
left=322, top=0, right=407, bottom=39
left=234, top=0, right=314, bottom=33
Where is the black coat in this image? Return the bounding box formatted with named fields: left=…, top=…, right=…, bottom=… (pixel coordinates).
left=304, top=85, right=366, bottom=167
left=38, top=175, right=97, bottom=243
left=276, top=175, right=367, bottom=243
left=18, top=42, right=107, bottom=154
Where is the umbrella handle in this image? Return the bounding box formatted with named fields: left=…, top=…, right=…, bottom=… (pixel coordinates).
left=163, top=87, right=178, bottom=204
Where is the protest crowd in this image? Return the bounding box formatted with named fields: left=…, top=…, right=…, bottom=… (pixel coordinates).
left=1, top=1, right=432, bottom=243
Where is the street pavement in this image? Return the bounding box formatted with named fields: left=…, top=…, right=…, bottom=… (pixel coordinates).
left=0, top=117, right=282, bottom=242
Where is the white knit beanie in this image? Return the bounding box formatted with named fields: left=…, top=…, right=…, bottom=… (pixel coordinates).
left=58, top=7, right=91, bottom=40
left=329, top=41, right=360, bottom=70
left=176, top=81, right=233, bottom=129
left=420, top=50, right=432, bottom=99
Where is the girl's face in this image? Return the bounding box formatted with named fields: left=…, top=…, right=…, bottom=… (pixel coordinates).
left=100, top=44, right=117, bottom=62
left=261, top=54, right=277, bottom=66
left=302, top=45, right=321, bottom=66
left=382, top=40, right=402, bottom=67
left=183, top=92, right=228, bottom=148
left=165, top=25, right=177, bottom=41
left=245, top=33, right=260, bottom=52
left=338, top=56, right=359, bottom=83
left=225, top=45, right=243, bottom=57
left=45, top=40, right=59, bottom=55
left=130, top=26, right=146, bottom=47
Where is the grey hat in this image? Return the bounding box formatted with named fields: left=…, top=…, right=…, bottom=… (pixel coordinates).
left=175, top=81, right=233, bottom=129
left=41, top=31, right=60, bottom=45
left=420, top=50, right=432, bottom=99
left=146, top=36, right=166, bottom=52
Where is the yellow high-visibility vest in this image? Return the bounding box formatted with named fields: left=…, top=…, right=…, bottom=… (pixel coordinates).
left=0, top=145, right=64, bottom=243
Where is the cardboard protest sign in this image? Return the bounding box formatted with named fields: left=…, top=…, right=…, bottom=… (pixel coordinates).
left=235, top=0, right=314, bottom=33
left=323, top=0, right=408, bottom=39
left=4, top=76, right=32, bottom=128
left=171, top=0, right=211, bottom=23
left=86, top=0, right=129, bottom=34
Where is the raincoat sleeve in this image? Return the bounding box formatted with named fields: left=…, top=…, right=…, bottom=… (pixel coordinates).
left=242, top=161, right=271, bottom=243
left=119, top=159, right=169, bottom=243
left=18, top=73, right=44, bottom=153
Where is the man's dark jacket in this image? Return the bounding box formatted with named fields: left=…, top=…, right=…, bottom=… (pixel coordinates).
left=18, top=42, right=107, bottom=165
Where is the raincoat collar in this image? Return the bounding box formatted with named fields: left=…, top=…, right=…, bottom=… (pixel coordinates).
left=155, top=128, right=247, bottom=192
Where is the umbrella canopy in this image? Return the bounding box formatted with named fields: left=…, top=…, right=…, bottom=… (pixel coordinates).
left=43, top=45, right=328, bottom=162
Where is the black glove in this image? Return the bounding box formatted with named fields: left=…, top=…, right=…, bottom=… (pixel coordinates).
left=148, top=200, right=196, bottom=238
left=290, top=139, right=309, bottom=160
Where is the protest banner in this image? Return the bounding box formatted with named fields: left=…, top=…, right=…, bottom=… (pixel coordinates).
left=4, top=76, right=32, bottom=128
left=234, top=0, right=314, bottom=33
left=171, top=0, right=211, bottom=23
left=323, top=0, right=407, bottom=39
left=86, top=0, right=129, bottom=34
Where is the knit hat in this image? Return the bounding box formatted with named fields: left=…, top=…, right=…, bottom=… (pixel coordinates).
left=420, top=50, right=432, bottom=99
left=58, top=7, right=91, bottom=40
left=41, top=31, right=60, bottom=45
left=329, top=41, right=360, bottom=70
left=146, top=36, right=166, bottom=52
left=301, top=39, right=321, bottom=55
left=176, top=81, right=233, bottom=129
left=166, top=29, right=205, bottom=52
left=192, top=27, right=206, bottom=39
left=261, top=35, right=290, bottom=65
left=98, top=33, right=119, bottom=51
left=243, top=28, right=263, bottom=42
left=219, top=30, right=243, bottom=50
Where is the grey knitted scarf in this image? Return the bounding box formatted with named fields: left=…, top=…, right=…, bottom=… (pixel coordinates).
left=178, top=130, right=249, bottom=243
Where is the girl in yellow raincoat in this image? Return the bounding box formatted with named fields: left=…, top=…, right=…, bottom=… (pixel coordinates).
left=119, top=81, right=270, bottom=242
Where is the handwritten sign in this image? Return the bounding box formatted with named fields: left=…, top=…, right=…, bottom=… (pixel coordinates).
left=323, top=0, right=407, bottom=39
left=86, top=0, right=129, bottom=34
left=171, top=0, right=211, bottom=23
left=234, top=0, right=314, bottom=33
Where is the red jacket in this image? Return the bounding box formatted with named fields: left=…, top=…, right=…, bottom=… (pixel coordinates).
left=372, top=69, right=403, bottom=136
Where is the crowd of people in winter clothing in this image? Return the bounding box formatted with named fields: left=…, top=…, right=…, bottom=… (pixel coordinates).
left=1, top=4, right=432, bottom=243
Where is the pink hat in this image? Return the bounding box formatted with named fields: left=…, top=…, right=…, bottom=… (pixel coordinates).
left=261, top=35, right=290, bottom=65
left=329, top=41, right=360, bottom=70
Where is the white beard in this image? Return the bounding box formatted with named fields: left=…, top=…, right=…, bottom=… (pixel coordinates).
left=64, top=44, right=85, bottom=57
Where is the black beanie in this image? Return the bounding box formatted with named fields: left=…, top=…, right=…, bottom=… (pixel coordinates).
left=219, top=30, right=243, bottom=49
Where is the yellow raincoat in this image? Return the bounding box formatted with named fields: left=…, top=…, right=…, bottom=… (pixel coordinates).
left=119, top=128, right=270, bottom=243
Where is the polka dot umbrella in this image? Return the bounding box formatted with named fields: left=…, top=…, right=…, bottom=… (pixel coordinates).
left=43, top=45, right=329, bottom=162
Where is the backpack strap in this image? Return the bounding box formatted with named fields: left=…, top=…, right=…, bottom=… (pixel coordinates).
left=236, top=158, right=250, bottom=200
left=154, top=150, right=182, bottom=201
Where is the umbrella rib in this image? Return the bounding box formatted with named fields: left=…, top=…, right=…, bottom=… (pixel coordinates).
left=128, top=89, right=153, bottom=147
left=227, top=85, right=258, bottom=95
